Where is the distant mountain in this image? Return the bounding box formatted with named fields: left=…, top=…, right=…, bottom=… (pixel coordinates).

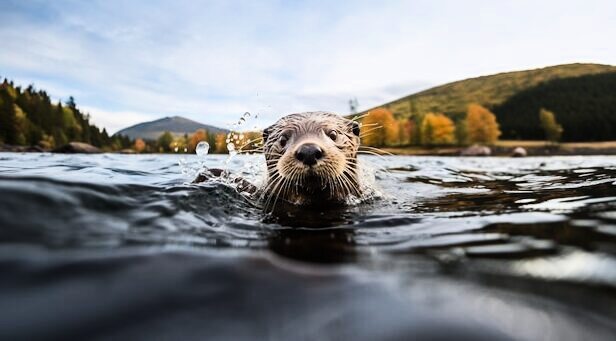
left=115, top=116, right=228, bottom=140
left=361, top=63, right=616, bottom=120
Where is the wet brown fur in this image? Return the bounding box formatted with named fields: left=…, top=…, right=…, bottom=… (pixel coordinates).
left=260, top=111, right=361, bottom=208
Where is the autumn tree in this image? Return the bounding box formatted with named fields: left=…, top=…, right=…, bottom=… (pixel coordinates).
left=238, top=131, right=263, bottom=152
left=420, top=113, right=456, bottom=145
left=466, top=103, right=501, bottom=144
left=360, top=108, right=398, bottom=147
left=188, top=129, right=208, bottom=153
left=133, top=138, right=146, bottom=153
left=214, top=133, right=228, bottom=153
left=397, top=119, right=413, bottom=146
left=157, top=131, right=174, bottom=152
left=539, top=108, right=563, bottom=144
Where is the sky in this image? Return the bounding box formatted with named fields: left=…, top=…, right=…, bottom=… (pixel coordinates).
left=1, top=0, right=615, bottom=133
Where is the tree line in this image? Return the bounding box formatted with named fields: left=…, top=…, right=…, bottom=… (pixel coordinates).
left=132, top=129, right=263, bottom=154
left=0, top=77, right=258, bottom=154
left=0, top=78, right=132, bottom=150
left=360, top=103, right=563, bottom=147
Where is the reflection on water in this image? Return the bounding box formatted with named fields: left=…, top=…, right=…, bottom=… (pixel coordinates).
left=0, top=153, right=615, bottom=339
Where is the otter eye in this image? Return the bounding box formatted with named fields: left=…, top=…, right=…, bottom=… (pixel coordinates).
left=279, top=135, right=288, bottom=147
left=352, top=121, right=360, bottom=136
left=327, top=130, right=338, bottom=141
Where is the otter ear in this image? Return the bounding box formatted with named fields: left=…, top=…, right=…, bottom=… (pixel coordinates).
left=262, top=125, right=273, bottom=142
left=351, top=121, right=360, bottom=136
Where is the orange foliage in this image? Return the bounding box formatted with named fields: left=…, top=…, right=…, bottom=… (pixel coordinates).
left=214, top=133, right=228, bottom=153
left=466, top=103, right=501, bottom=144
left=420, top=113, right=456, bottom=145
left=188, top=129, right=208, bottom=153
left=361, top=108, right=398, bottom=147
left=133, top=138, right=146, bottom=152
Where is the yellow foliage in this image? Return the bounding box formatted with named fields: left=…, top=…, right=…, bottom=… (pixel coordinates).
left=420, top=113, right=456, bottom=145
left=360, top=108, right=398, bottom=147
left=466, top=103, right=501, bottom=144
left=539, top=108, right=563, bottom=143
left=237, top=131, right=263, bottom=152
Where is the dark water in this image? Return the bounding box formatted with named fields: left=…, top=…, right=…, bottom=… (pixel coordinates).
left=1, top=153, right=615, bottom=340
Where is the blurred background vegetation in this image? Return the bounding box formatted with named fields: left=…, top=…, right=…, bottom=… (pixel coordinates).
left=357, top=63, right=616, bottom=147
left=2, top=63, right=616, bottom=153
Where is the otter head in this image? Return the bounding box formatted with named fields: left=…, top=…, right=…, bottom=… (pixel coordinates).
left=261, top=112, right=361, bottom=207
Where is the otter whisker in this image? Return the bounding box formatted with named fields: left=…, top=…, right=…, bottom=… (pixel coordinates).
left=359, top=146, right=393, bottom=156
left=263, top=175, right=287, bottom=211
left=358, top=126, right=383, bottom=135
left=349, top=113, right=370, bottom=121
left=237, top=138, right=265, bottom=151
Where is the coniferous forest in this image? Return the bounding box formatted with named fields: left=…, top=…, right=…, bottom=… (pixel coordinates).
left=0, top=78, right=132, bottom=150
left=493, top=72, right=616, bottom=141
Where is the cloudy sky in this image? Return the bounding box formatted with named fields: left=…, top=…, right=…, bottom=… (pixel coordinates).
left=1, top=0, right=614, bottom=133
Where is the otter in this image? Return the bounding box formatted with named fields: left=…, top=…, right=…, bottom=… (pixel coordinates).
left=195, top=111, right=362, bottom=209
left=260, top=111, right=362, bottom=207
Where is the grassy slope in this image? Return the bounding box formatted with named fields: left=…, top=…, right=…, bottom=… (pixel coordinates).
left=362, top=63, right=616, bottom=120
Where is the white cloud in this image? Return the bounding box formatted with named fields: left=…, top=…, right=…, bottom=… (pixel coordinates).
left=79, top=106, right=154, bottom=134
left=1, top=0, right=614, bottom=131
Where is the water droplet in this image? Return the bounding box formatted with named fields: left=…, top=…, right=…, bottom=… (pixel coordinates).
left=196, top=141, right=210, bottom=157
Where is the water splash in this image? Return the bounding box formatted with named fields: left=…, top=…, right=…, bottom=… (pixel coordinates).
left=196, top=141, right=210, bottom=157
left=219, top=111, right=266, bottom=186
left=225, top=111, right=252, bottom=162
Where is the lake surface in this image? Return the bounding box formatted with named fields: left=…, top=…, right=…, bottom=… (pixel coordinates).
left=1, top=153, right=615, bottom=340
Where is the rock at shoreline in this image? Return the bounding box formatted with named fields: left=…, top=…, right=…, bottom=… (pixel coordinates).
left=511, top=147, right=528, bottom=157
left=53, top=142, right=101, bottom=154
left=460, top=145, right=491, bottom=156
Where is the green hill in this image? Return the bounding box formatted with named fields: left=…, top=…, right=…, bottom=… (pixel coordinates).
left=362, top=63, right=616, bottom=121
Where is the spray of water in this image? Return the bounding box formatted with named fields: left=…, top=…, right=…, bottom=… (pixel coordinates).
left=182, top=111, right=380, bottom=205
left=178, top=111, right=266, bottom=191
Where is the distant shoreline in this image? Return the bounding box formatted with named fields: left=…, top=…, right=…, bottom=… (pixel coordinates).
left=4, top=140, right=616, bottom=156
left=382, top=140, right=616, bottom=156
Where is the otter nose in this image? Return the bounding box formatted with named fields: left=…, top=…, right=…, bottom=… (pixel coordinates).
left=295, top=143, right=323, bottom=166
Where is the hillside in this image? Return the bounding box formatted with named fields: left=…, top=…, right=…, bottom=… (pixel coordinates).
left=115, top=116, right=228, bottom=140
left=0, top=78, right=131, bottom=150
left=362, top=63, right=616, bottom=120
left=494, top=72, right=616, bottom=141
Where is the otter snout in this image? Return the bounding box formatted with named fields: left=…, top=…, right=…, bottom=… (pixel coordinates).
left=295, top=143, right=323, bottom=166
